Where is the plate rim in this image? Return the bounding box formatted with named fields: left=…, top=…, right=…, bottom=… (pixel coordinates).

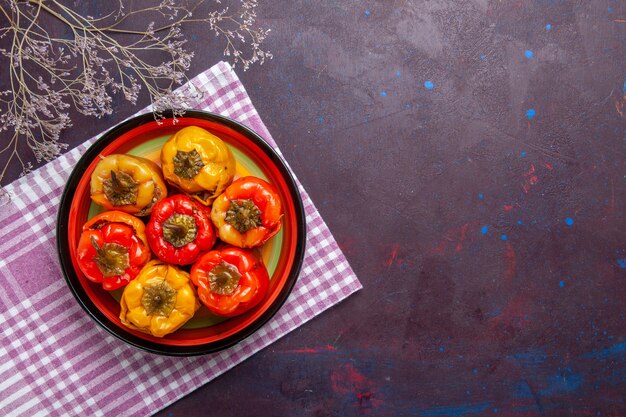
left=56, top=109, right=307, bottom=356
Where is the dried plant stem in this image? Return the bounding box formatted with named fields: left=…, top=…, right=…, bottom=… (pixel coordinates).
left=0, top=0, right=272, bottom=185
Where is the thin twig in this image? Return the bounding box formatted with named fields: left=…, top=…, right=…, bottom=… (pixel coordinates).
left=0, top=0, right=272, bottom=183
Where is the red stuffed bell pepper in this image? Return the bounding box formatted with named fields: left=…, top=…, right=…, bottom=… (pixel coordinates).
left=77, top=211, right=151, bottom=291
left=147, top=194, right=216, bottom=265
left=210, top=176, right=283, bottom=248
left=190, top=246, right=270, bottom=317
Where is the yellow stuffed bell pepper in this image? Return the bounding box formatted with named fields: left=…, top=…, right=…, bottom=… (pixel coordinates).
left=161, top=126, right=236, bottom=205
left=91, top=154, right=167, bottom=216
left=119, top=260, right=199, bottom=337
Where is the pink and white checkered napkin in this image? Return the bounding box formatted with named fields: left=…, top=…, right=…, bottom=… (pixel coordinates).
left=0, top=61, right=362, bottom=417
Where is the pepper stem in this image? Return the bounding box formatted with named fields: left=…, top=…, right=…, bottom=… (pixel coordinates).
left=208, top=261, right=241, bottom=295
left=224, top=199, right=262, bottom=233
left=110, top=170, right=120, bottom=189
left=162, top=222, right=187, bottom=238
left=90, top=236, right=130, bottom=277
left=141, top=280, right=177, bottom=316
left=162, top=213, right=197, bottom=248
left=103, top=169, right=138, bottom=206
left=173, top=149, right=204, bottom=179
left=90, top=235, right=102, bottom=253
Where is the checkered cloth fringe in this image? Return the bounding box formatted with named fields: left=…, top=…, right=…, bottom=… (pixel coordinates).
left=0, top=61, right=362, bottom=417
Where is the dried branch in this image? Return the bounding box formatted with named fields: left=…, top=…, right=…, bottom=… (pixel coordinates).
left=0, top=0, right=272, bottom=183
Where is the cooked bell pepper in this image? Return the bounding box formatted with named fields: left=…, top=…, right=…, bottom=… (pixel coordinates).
left=91, top=154, right=167, bottom=216
left=190, top=246, right=270, bottom=317
left=119, top=260, right=199, bottom=337
left=210, top=176, right=283, bottom=248
left=77, top=211, right=151, bottom=290
left=161, top=126, right=236, bottom=205
left=146, top=194, right=216, bottom=265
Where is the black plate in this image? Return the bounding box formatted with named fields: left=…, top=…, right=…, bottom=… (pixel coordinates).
left=56, top=110, right=306, bottom=356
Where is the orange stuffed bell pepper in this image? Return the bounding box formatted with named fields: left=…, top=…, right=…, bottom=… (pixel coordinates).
left=210, top=176, right=283, bottom=248
left=119, top=260, right=199, bottom=337
left=76, top=211, right=150, bottom=290
left=190, top=246, right=269, bottom=317
left=160, top=126, right=236, bottom=205
left=90, top=154, right=167, bottom=216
